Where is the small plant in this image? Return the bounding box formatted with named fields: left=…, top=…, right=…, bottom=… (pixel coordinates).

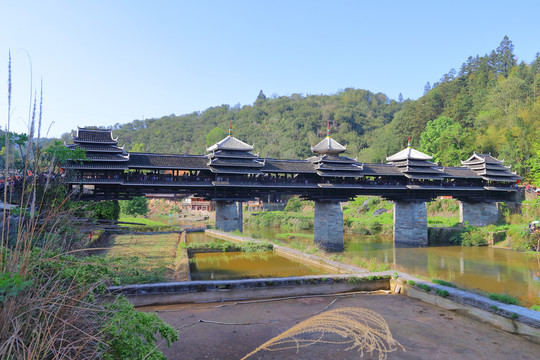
left=392, top=271, right=399, bottom=280
left=417, top=284, right=431, bottom=292
left=348, top=276, right=363, bottom=285
left=531, top=305, right=540, bottom=312
left=488, top=292, right=520, bottom=305
left=510, top=313, right=519, bottom=320
left=432, top=279, right=457, bottom=288
left=435, top=289, right=449, bottom=297
left=491, top=305, right=499, bottom=311
left=407, top=280, right=416, bottom=286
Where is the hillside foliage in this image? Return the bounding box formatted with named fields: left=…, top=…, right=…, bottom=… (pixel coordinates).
left=59, top=36, right=540, bottom=183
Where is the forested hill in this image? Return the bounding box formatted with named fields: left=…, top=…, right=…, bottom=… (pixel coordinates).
left=63, top=37, right=540, bottom=183
left=102, top=89, right=402, bottom=161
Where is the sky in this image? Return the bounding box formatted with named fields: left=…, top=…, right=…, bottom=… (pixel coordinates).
left=1, top=0, right=539, bottom=138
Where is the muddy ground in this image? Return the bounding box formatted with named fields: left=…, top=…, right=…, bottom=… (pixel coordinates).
left=139, top=292, right=540, bottom=359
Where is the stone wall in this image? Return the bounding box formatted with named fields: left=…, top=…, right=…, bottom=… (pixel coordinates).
left=314, top=200, right=344, bottom=251
left=393, top=201, right=427, bottom=246
left=459, top=201, right=499, bottom=226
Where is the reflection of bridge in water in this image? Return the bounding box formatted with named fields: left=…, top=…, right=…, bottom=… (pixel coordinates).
left=64, top=127, right=521, bottom=251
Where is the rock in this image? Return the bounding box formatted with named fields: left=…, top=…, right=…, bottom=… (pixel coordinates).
left=373, top=208, right=388, bottom=216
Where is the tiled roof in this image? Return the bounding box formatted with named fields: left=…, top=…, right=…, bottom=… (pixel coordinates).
left=68, top=144, right=125, bottom=153
left=208, top=158, right=265, bottom=167
left=86, top=154, right=129, bottom=162
left=206, top=135, right=254, bottom=152
left=361, top=164, right=404, bottom=176
left=440, top=167, right=480, bottom=178
left=386, top=147, right=432, bottom=161
left=311, top=137, right=346, bottom=154
left=210, top=150, right=259, bottom=159
left=462, top=153, right=503, bottom=165
left=209, top=167, right=262, bottom=174
left=461, top=153, right=522, bottom=181
left=392, top=159, right=438, bottom=168
left=128, top=154, right=209, bottom=169
left=263, top=160, right=316, bottom=174
left=317, top=170, right=364, bottom=177
left=73, top=128, right=117, bottom=143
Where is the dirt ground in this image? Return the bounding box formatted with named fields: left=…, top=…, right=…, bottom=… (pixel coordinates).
left=139, top=292, right=540, bottom=360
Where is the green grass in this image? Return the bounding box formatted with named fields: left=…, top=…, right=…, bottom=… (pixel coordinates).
left=427, top=216, right=459, bottom=227
left=276, top=233, right=314, bottom=240
left=105, top=233, right=179, bottom=274
left=187, top=239, right=273, bottom=252
left=118, top=216, right=170, bottom=228
left=487, top=292, right=520, bottom=305
left=432, top=279, right=457, bottom=288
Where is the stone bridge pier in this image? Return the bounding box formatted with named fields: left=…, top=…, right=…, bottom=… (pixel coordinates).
left=393, top=201, right=428, bottom=246
left=314, top=200, right=344, bottom=252
left=215, top=200, right=243, bottom=233
left=459, top=201, right=499, bottom=226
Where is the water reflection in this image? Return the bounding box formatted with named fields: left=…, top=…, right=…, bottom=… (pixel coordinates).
left=344, top=233, right=540, bottom=307
left=244, top=226, right=540, bottom=307
left=187, top=233, right=328, bottom=281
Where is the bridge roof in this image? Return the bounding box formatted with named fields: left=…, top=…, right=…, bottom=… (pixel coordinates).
left=386, top=147, right=432, bottom=162
left=263, top=159, right=316, bottom=174
left=206, top=135, right=254, bottom=152
left=311, top=136, right=346, bottom=154
left=129, top=153, right=208, bottom=169
left=73, top=127, right=118, bottom=144
left=462, top=153, right=503, bottom=165
left=441, top=167, right=480, bottom=178
left=361, top=163, right=404, bottom=176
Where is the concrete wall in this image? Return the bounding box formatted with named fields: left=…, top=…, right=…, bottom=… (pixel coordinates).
left=393, top=201, right=427, bottom=246
left=215, top=201, right=243, bottom=232
left=459, top=201, right=499, bottom=226
left=314, top=200, right=344, bottom=252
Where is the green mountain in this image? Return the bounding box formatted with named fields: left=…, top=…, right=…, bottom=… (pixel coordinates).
left=61, top=36, right=540, bottom=183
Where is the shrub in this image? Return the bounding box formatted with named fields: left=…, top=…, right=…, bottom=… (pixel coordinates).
left=368, top=221, right=383, bottom=234
left=101, top=297, right=178, bottom=360
left=284, top=197, right=303, bottom=212
left=530, top=305, right=540, bottom=312
left=417, top=284, right=431, bottom=292
left=461, top=229, right=488, bottom=246
left=435, top=289, right=449, bottom=297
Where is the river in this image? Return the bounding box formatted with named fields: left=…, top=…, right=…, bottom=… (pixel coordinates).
left=243, top=227, right=540, bottom=308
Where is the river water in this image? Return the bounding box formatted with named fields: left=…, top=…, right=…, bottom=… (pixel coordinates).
left=186, top=232, right=327, bottom=280
left=248, top=227, right=540, bottom=308
left=187, top=228, right=540, bottom=307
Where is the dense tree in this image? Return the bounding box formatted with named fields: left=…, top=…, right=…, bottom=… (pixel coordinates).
left=121, top=196, right=149, bottom=216
left=205, top=127, right=226, bottom=146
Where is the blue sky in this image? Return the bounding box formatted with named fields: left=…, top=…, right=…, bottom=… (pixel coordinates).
left=1, top=0, right=539, bottom=138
